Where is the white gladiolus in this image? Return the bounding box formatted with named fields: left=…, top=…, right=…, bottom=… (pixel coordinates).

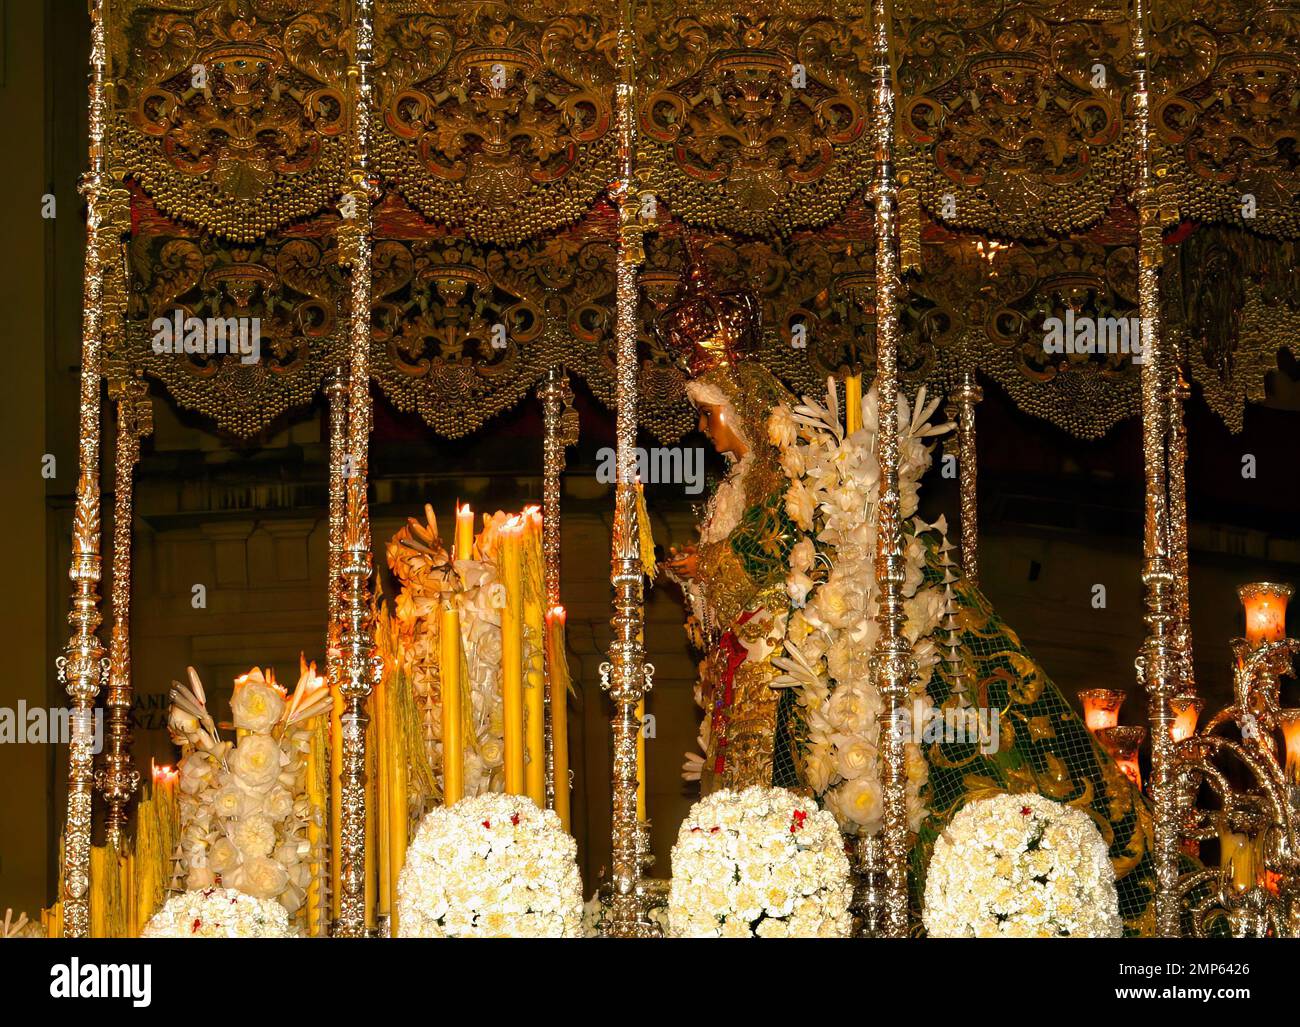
left=767, top=381, right=951, bottom=836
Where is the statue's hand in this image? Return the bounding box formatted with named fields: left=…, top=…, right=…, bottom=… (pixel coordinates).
left=665, top=543, right=699, bottom=581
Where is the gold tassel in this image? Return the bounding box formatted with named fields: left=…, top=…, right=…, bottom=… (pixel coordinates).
left=898, top=180, right=922, bottom=275
left=635, top=481, right=657, bottom=580
left=394, top=658, right=438, bottom=805
left=90, top=842, right=127, bottom=938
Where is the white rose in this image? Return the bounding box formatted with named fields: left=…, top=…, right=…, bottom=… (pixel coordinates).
left=186, top=865, right=216, bottom=890
left=208, top=837, right=240, bottom=875
left=212, top=785, right=247, bottom=819
left=273, top=842, right=302, bottom=868
left=803, top=746, right=835, bottom=794
left=789, top=537, right=816, bottom=575
left=177, top=752, right=215, bottom=795
left=832, top=737, right=875, bottom=780
left=779, top=444, right=806, bottom=479
left=231, top=677, right=285, bottom=733
left=834, top=776, right=883, bottom=831
left=479, top=738, right=504, bottom=768
left=229, top=734, right=282, bottom=789
left=233, top=855, right=289, bottom=900
left=263, top=787, right=294, bottom=819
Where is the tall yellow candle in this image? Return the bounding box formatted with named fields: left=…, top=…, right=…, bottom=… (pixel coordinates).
left=387, top=677, right=407, bottom=937
left=546, top=606, right=571, bottom=832
left=455, top=503, right=474, bottom=562
left=305, top=717, right=327, bottom=937
left=123, top=850, right=135, bottom=939
left=364, top=713, right=378, bottom=931
left=133, top=803, right=153, bottom=937
left=139, top=763, right=178, bottom=933
left=90, top=845, right=107, bottom=939
left=441, top=601, right=465, bottom=805
left=374, top=678, right=391, bottom=920
left=501, top=517, right=526, bottom=795
left=329, top=686, right=343, bottom=924
left=845, top=373, right=862, bottom=435
left=523, top=507, right=547, bottom=807
left=636, top=696, right=647, bottom=823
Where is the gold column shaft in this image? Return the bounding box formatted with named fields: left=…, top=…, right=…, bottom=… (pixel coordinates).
left=1132, top=0, right=1181, bottom=938
left=59, top=0, right=112, bottom=938
left=601, top=0, right=653, bottom=938
left=98, top=378, right=150, bottom=848
left=539, top=368, right=575, bottom=811
left=1169, top=370, right=1194, bottom=694
left=866, top=0, right=913, bottom=940
left=324, top=369, right=348, bottom=927
left=334, top=0, right=382, bottom=938
left=952, top=366, right=982, bottom=588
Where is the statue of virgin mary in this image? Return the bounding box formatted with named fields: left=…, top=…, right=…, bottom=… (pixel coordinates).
left=659, top=252, right=1165, bottom=934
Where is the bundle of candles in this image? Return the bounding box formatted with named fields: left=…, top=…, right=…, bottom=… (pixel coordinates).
left=69, top=761, right=181, bottom=938
left=335, top=615, right=434, bottom=935
left=440, top=504, right=572, bottom=826
left=345, top=502, right=579, bottom=934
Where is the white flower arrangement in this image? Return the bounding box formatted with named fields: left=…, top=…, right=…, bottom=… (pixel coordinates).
left=923, top=793, right=1123, bottom=938
left=667, top=787, right=852, bottom=938
left=767, top=379, right=952, bottom=835
left=141, top=887, right=296, bottom=938
left=168, top=660, right=330, bottom=918
left=396, top=793, right=582, bottom=938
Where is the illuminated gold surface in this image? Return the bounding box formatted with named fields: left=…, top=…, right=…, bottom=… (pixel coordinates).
left=599, top=0, right=657, bottom=939
left=865, top=0, right=913, bottom=940
left=334, top=0, right=384, bottom=938
left=96, top=374, right=152, bottom=848
left=97, top=2, right=1297, bottom=442
left=60, top=0, right=115, bottom=939
left=1131, top=0, right=1181, bottom=939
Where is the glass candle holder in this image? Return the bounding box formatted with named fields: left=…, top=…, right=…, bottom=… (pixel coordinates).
left=1079, top=688, right=1125, bottom=734
left=1218, top=818, right=1257, bottom=895
left=1280, top=709, right=1300, bottom=814
left=1098, top=725, right=1145, bottom=791
left=1238, top=582, right=1292, bottom=648
left=1170, top=694, right=1204, bottom=743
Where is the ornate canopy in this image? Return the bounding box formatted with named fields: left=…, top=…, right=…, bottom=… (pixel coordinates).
left=103, top=0, right=1300, bottom=439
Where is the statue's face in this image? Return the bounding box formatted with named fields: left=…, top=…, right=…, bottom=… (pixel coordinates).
left=697, top=401, right=748, bottom=458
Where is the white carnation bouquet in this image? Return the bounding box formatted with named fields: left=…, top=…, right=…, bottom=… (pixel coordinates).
left=767, top=379, right=952, bottom=835
left=397, top=793, right=582, bottom=937
left=141, top=887, right=296, bottom=938
left=923, top=793, right=1123, bottom=938
left=667, top=786, right=852, bottom=938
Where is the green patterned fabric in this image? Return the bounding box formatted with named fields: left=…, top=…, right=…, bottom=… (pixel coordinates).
left=911, top=533, right=1164, bottom=936
left=728, top=489, right=797, bottom=587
